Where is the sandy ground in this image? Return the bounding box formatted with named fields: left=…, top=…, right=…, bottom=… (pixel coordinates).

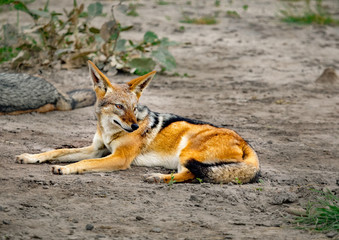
left=1, top=0, right=339, bottom=239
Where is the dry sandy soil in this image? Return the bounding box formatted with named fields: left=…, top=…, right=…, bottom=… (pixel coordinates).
left=1, top=0, right=339, bottom=239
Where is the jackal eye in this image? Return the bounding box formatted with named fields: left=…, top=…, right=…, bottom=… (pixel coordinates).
left=115, top=104, right=124, bottom=110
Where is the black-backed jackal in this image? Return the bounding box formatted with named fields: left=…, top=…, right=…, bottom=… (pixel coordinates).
left=16, top=61, right=260, bottom=184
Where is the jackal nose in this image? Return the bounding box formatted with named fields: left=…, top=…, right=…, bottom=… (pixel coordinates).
left=131, top=123, right=139, bottom=131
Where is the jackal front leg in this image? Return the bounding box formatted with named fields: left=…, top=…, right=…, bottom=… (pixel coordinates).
left=16, top=145, right=108, bottom=164
left=51, top=154, right=134, bottom=175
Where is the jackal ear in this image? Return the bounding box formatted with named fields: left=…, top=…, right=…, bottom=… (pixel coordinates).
left=127, top=71, right=156, bottom=99
left=88, top=60, right=112, bottom=97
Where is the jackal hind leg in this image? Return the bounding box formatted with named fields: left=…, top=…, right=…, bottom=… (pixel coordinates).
left=143, top=167, right=195, bottom=184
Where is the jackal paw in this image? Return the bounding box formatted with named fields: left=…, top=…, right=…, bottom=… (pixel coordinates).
left=51, top=165, right=71, bottom=175
left=16, top=153, right=41, bottom=164
left=143, top=173, right=164, bottom=183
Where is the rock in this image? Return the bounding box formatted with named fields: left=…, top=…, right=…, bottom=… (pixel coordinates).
left=270, top=192, right=297, bottom=205
left=3, top=220, right=11, bottom=225
left=315, top=68, right=338, bottom=85
left=31, top=235, right=42, bottom=239
left=232, top=222, right=246, bottom=226
left=136, top=216, right=144, bottom=221
left=285, top=207, right=307, bottom=216
left=150, top=227, right=162, bottom=233
left=189, top=195, right=200, bottom=202
left=326, top=231, right=338, bottom=238
left=86, top=224, right=94, bottom=231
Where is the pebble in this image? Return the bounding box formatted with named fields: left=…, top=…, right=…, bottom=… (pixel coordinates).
left=86, top=224, right=94, bottom=231
left=150, top=227, right=162, bottom=233
left=270, top=192, right=297, bottom=205
left=136, top=216, right=144, bottom=221
left=3, top=220, right=11, bottom=225
left=189, top=195, right=199, bottom=202
left=326, top=231, right=338, bottom=238
left=1, top=206, right=10, bottom=212
left=31, top=235, right=42, bottom=239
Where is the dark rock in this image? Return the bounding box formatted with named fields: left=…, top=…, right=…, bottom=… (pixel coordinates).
left=189, top=195, right=199, bottom=202
left=3, top=220, right=11, bottom=225
left=86, top=224, right=94, bottom=231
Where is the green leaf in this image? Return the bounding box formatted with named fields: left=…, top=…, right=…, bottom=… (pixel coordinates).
left=128, top=40, right=134, bottom=47
left=129, top=58, right=156, bottom=75
left=151, top=47, right=176, bottom=71
left=0, top=0, right=15, bottom=5
left=44, top=0, right=49, bottom=12
left=79, top=11, right=88, bottom=18
left=160, top=37, right=177, bottom=47
left=12, top=1, right=37, bottom=19
left=100, top=20, right=119, bottom=42
left=115, top=39, right=126, bottom=52
left=88, top=2, right=103, bottom=17
left=119, top=25, right=133, bottom=32
left=30, top=9, right=50, bottom=18
left=89, top=27, right=100, bottom=34
left=11, top=2, right=26, bottom=11
left=144, top=31, right=158, bottom=44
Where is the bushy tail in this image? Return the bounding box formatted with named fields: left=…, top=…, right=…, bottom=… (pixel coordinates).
left=185, top=144, right=260, bottom=184
left=56, top=89, right=96, bottom=111
left=67, top=89, right=96, bottom=109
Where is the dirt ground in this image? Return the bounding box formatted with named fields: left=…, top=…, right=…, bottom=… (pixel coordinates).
left=1, top=0, right=339, bottom=239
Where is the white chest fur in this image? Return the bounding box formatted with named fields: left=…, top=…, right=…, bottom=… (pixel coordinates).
left=99, top=116, right=121, bottom=152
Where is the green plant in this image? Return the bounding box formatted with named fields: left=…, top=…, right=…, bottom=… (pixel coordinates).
left=0, top=1, right=177, bottom=75
left=293, top=189, right=339, bottom=232
left=196, top=178, right=203, bottom=184
left=180, top=15, right=217, bottom=25
left=157, top=0, right=171, bottom=5
left=233, top=177, right=243, bottom=185
left=215, top=0, right=221, bottom=7
left=167, top=172, right=177, bottom=187
left=255, top=178, right=264, bottom=191
left=226, top=10, right=240, bottom=18
left=126, top=4, right=139, bottom=17
left=0, top=45, right=20, bottom=64
left=280, top=0, right=339, bottom=25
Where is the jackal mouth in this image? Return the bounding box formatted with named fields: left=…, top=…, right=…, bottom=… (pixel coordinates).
left=113, top=120, right=133, bottom=133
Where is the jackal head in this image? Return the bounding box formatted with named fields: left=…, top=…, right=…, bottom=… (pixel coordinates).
left=88, top=60, right=156, bottom=133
